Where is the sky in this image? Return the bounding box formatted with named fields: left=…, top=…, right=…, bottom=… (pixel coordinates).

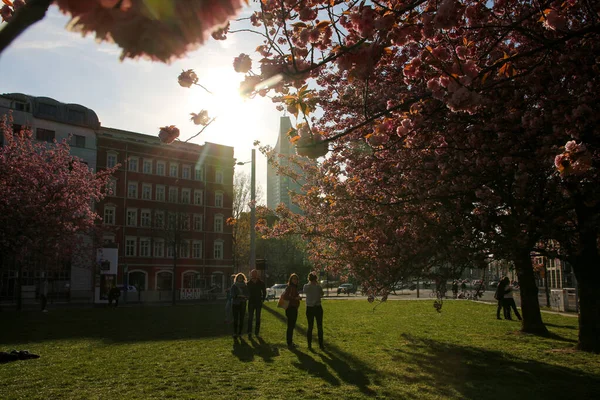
left=0, top=4, right=287, bottom=198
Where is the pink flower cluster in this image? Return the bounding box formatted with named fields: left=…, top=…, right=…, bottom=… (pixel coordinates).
left=555, top=141, right=591, bottom=177
left=178, top=69, right=198, bottom=88
left=190, top=110, right=210, bottom=126
left=233, top=53, right=252, bottom=73
left=158, top=125, right=180, bottom=144
left=54, top=0, right=246, bottom=62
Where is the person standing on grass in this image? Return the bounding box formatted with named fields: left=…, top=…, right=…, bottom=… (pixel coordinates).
left=230, top=273, right=249, bottom=337
left=494, top=278, right=508, bottom=319
left=246, top=269, right=266, bottom=338
left=282, top=273, right=302, bottom=348
left=303, top=272, right=325, bottom=350
left=224, top=274, right=235, bottom=324
left=501, top=277, right=522, bottom=321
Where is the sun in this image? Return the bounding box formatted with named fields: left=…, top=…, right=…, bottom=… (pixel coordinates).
left=184, top=68, right=254, bottom=142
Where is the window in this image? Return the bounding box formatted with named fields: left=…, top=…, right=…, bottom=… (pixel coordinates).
left=214, top=241, right=223, bottom=259
left=71, top=135, right=85, bottom=148
left=215, top=191, right=223, bottom=208
left=143, top=159, right=153, bottom=174
left=103, top=235, right=115, bottom=245
left=125, top=237, right=136, bottom=256
left=14, top=101, right=30, bottom=112
left=107, top=153, right=117, bottom=168
left=126, top=209, right=137, bottom=226
left=156, top=185, right=165, bottom=202
left=215, top=169, right=223, bottom=184
left=155, top=211, right=164, bottom=228
left=169, top=163, right=178, bottom=177
left=141, top=209, right=151, bottom=227
left=182, top=165, right=191, bottom=179
left=181, top=189, right=191, bottom=204
left=192, top=241, right=203, bottom=258
left=68, top=109, right=85, bottom=124
left=214, top=214, right=223, bottom=233
left=128, top=157, right=139, bottom=172
left=38, top=103, right=58, bottom=117
left=36, top=128, right=55, bottom=142
left=157, top=161, right=166, bottom=176
left=194, top=190, right=203, bottom=205
left=107, top=179, right=117, bottom=196
left=142, top=184, right=152, bottom=200
left=193, top=214, right=203, bottom=231
left=182, top=215, right=190, bottom=231
left=103, top=206, right=115, bottom=225
left=195, top=166, right=204, bottom=181
left=156, top=271, right=172, bottom=290
left=154, top=240, right=164, bottom=257
left=167, top=243, right=175, bottom=258
left=180, top=241, right=189, bottom=258
left=140, top=238, right=151, bottom=257
left=168, top=187, right=178, bottom=203
left=127, top=182, right=138, bottom=198
left=168, top=214, right=177, bottom=230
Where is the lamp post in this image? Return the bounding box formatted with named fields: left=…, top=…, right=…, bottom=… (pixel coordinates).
left=236, top=149, right=256, bottom=271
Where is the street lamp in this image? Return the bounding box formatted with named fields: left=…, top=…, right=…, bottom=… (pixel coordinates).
left=236, top=148, right=256, bottom=271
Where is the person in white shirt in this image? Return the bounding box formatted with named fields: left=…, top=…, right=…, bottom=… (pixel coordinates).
left=501, top=277, right=522, bottom=321
left=303, top=272, right=325, bottom=350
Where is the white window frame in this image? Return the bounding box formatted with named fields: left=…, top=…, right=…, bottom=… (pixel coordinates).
left=103, top=206, right=115, bottom=225
left=214, top=214, right=223, bottom=233
left=168, top=187, right=178, bottom=203
left=182, top=165, right=191, bottom=179
left=154, top=239, right=164, bottom=257
left=127, top=181, right=138, bottom=199
left=139, top=237, right=151, bottom=257
left=126, top=208, right=138, bottom=227
left=128, top=156, right=139, bottom=172
left=215, top=191, right=223, bottom=208
left=192, top=241, right=203, bottom=259
left=107, top=152, right=117, bottom=168
left=193, top=214, right=203, bottom=231
left=213, top=240, right=224, bottom=259
left=143, top=159, right=153, bottom=174
left=181, top=188, right=191, bottom=204
left=125, top=237, right=137, bottom=257
left=140, top=209, right=151, bottom=227
left=215, top=169, right=223, bottom=184
left=154, top=210, right=164, bottom=228
left=180, top=241, right=189, bottom=258
left=194, top=190, right=203, bottom=206
left=169, top=163, right=178, bottom=178
left=142, top=183, right=152, bottom=200
left=156, top=185, right=165, bottom=202
left=195, top=166, right=204, bottom=181
left=157, top=161, right=166, bottom=176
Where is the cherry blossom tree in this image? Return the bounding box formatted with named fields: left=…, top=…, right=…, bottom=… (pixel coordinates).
left=0, top=116, right=115, bottom=309
left=230, top=1, right=600, bottom=351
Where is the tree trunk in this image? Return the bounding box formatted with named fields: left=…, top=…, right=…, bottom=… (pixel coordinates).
left=573, top=224, right=600, bottom=352
left=172, top=254, right=177, bottom=306
left=16, top=262, right=22, bottom=311
left=514, top=250, right=548, bottom=335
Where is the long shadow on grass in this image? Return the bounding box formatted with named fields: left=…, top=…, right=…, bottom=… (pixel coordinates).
left=262, top=304, right=376, bottom=395
left=0, top=305, right=234, bottom=344
left=386, top=333, right=600, bottom=400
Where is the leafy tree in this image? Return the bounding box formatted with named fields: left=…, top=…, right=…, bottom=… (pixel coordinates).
left=0, top=116, right=114, bottom=309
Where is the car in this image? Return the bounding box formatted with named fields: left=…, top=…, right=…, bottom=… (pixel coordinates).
left=337, top=283, right=356, bottom=295
left=117, top=285, right=137, bottom=293
left=266, top=283, right=287, bottom=300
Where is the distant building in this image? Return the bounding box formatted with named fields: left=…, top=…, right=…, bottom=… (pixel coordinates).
left=266, top=116, right=304, bottom=215
left=0, top=93, right=235, bottom=304
left=0, top=93, right=100, bottom=302
left=96, top=127, right=235, bottom=300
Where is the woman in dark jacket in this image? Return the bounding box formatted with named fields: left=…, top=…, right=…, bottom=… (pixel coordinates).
left=282, top=273, right=302, bottom=347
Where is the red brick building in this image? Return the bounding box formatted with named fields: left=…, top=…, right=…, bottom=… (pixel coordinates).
left=96, top=127, right=234, bottom=300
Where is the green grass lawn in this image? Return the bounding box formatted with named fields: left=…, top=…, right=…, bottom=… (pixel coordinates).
left=1, top=300, right=598, bottom=399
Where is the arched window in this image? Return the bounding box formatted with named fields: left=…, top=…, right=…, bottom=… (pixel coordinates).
left=156, top=270, right=173, bottom=290
left=128, top=270, right=147, bottom=290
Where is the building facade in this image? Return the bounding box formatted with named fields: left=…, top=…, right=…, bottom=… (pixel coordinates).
left=96, top=128, right=235, bottom=300
left=266, top=116, right=304, bottom=215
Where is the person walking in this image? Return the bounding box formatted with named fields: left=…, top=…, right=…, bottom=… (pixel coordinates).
left=230, top=273, right=249, bottom=337
left=303, top=272, right=325, bottom=350
left=494, top=278, right=508, bottom=319
left=246, top=269, right=266, bottom=338
left=282, top=273, right=302, bottom=348
left=502, top=277, right=522, bottom=321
